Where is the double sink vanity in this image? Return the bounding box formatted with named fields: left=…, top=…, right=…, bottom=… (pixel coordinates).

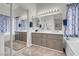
left=15, top=30, right=64, bottom=51
left=32, top=30, right=63, bottom=51
left=15, top=14, right=64, bottom=51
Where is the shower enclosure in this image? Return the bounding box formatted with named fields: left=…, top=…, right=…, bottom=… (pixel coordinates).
left=12, top=3, right=28, bottom=55
left=0, top=3, right=11, bottom=56
left=0, top=3, right=28, bottom=56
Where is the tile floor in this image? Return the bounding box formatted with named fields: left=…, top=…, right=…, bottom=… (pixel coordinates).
left=5, top=40, right=65, bottom=56
left=5, top=40, right=26, bottom=51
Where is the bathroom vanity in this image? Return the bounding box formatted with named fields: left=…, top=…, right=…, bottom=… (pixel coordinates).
left=32, top=32, right=63, bottom=51
left=15, top=32, right=27, bottom=42
left=31, top=13, right=64, bottom=51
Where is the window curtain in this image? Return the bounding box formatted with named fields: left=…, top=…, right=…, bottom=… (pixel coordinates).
left=65, top=3, right=79, bottom=37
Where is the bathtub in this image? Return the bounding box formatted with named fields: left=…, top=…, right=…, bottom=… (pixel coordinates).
left=65, top=37, right=79, bottom=56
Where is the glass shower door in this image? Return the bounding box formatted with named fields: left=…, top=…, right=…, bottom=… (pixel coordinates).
left=12, top=3, right=28, bottom=56
left=0, top=3, right=11, bottom=56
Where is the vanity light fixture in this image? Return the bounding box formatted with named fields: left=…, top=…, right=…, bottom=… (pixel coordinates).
left=52, top=9, right=55, bottom=12
left=38, top=8, right=60, bottom=16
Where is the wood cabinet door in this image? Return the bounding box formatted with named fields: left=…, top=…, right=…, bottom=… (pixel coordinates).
left=32, top=34, right=34, bottom=44
left=15, top=32, right=18, bottom=40
left=35, top=37, right=42, bottom=46
left=22, top=32, right=27, bottom=42
left=54, top=35, right=63, bottom=51
left=47, top=34, right=63, bottom=51
left=15, top=32, right=19, bottom=40
left=15, top=32, right=27, bottom=42
left=41, top=34, right=47, bottom=47
left=19, top=32, right=23, bottom=41
left=35, top=33, right=42, bottom=46
left=32, top=33, right=42, bottom=46
left=56, top=39, right=63, bottom=51
left=32, top=33, right=37, bottom=44
left=32, top=37, right=36, bottom=44
left=47, top=38, right=56, bottom=49
left=32, top=33, right=37, bottom=45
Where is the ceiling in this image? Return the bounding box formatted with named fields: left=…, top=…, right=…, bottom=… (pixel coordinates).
left=1, top=3, right=68, bottom=10
left=15, top=3, right=36, bottom=10
left=13, top=3, right=67, bottom=10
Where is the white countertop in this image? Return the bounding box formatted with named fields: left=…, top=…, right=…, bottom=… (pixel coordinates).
left=19, top=29, right=63, bottom=34
left=31, top=30, right=63, bottom=35
left=16, top=30, right=27, bottom=32
left=10, top=28, right=63, bottom=35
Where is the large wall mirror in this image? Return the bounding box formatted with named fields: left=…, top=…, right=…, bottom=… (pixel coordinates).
left=32, top=17, right=40, bottom=27
left=54, top=14, right=62, bottom=31
left=32, top=13, right=63, bottom=31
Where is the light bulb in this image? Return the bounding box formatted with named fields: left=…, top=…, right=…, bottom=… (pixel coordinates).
left=49, top=9, right=51, bottom=13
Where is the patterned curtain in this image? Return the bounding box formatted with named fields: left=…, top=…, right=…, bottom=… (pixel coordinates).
left=65, top=3, right=79, bottom=37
